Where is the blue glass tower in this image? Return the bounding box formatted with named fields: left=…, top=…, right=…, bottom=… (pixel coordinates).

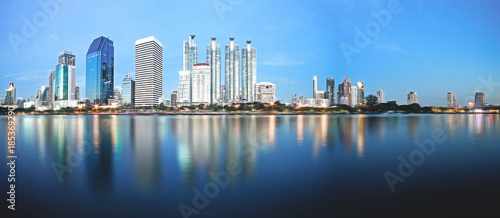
left=86, top=36, right=114, bottom=105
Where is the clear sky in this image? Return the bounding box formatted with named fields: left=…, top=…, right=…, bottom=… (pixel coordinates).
left=1, top=0, right=500, bottom=106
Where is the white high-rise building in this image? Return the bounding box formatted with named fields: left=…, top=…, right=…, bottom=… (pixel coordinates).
left=407, top=91, right=418, bottom=105
left=207, top=37, right=221, bottom=105
left=242, top=41, right=257, bottom=102
left=191, top=63, right=211, bottom=105
left=350, top=85, right=358, bottom=107
left=254, top=82, right=276, bottom=103
left=377, top=89, right=385, bottom=104
left=313, top=75, right=317, bottom=98
left=225, top=37, right=240, bottom=103
left=177, top=70, right=191, bottom=106
left=135, top=36, right=163, bottom=107
left=447, top=92, right=457, bottom=108
left=183, top=35, right=197, bottom=72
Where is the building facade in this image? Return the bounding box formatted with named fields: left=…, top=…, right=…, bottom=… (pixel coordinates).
left=377, top=89, right=385, bottom=104
left=177, top=70, right=191, bottom=105
left=54, top=51, right=76, bottom=101
left=241, top=41, right=257, bottom=102
left=225, top=37, right=240, bottom=103
left=357, top=82, right=364, bottom=106
left=207, top=37, right=222, bottom=104
left=171, top=91, right=177, bottom=107
left=122, top=73, right=135, bottom=106
left=407, top=91, right=418, bottom=104
left=350, top=85, right=358, bottom=107
left=313, top=75, right=318, bottom=98
left=447, top=92, right=457, bottom=108
left=254, top=82, right=276, bottom=103
left=86, top=36, right=114, bottom=105
left=135, top=36, right=163, bottom=107
left=191, top=63, right=211, bottom=105
left=337, top=76, right=352, bottom=105
left=475, top=92, right=485, bottom=107
left=183, top=35, right=197, bottom=71
left=4, top=83, right=16, bottom=105
left=326, top=77, right=335, bottom=106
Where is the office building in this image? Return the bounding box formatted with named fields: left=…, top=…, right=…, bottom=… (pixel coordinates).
left=357, top=82, right=364, bottom=106
left=54, top=51, right=76, bottom=101
left=315, top=90, right=325, bottom=99
left=4, top=83, right=16, bottom=105
left=177, top=70, right=191, bottom=105
left=49, top=71, right=54, bottom=108
left=241, top=41, right=257, bottom=102
left=75, top=86, right=80, bottom=100
left=225, top=37, right=240, bottom=103
left=191, top=63, right=211, bottom=105
left=122, top=73, right=135, bottom=106
left=447, top=92, right=457, bottom=108
left=475, top=92, right=485, bottom=107
left=313, top=75, right=317, bottom=98
left=377, top=89, right=385, bottom=104
left=171, top=91, right=177, bottom=107
left=350, top=85, right=358, bottom=107
left=254, top=82, right=276, bottom=103
left=207, top=37, right=222, bottom=104
left=292, top=94, right=297, bottom=105
left=407, top=91, right=418, bottom=104
left=326, top=77, right=335, bottom=106
left=135, top=36, right=163, bottom=107
left=86, top=36, right=114, bottom=105
left=183, top=35, right=197, bottom=71
left=337, top=75, right=352, bottom=105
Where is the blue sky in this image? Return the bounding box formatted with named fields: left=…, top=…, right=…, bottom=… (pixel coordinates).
left=1, top=0, right=500, bottom=106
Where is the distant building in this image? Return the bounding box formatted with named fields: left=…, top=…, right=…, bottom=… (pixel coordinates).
left=326, top=77, right=335, bottom=106
left=357, top=82, right=364, bottom=106
left=171, top=91, right=177, bottom=107
left=292, top=94, right=297, bottom=106
left=183, top=35, right=198, bottom=72
left=177, top=70, right=191, bottom=105
left=254, top=82, right=276, bottom=103
left=225, top=37, right=240, bottom=103
left=337, top=75, right=351, bottom=105
left=49, top=71, right=55, bottom=108
left=407, top=91, right=418, bottom=104
left=316, top=99, right=329, bottom=107
left=350, top=85, right=358, bottom=107
left=377, top=89, right=385, bottom=104
left=191, top=63, right=211, bottom=105
left=135, top=36, right=163, bottom=107
left=35, top=86, right=49, bottom=109
left=468, top=102, right=475, bottom=108
left=298, top=96, right=304, bottom=105
left=241, top=41, right=257, bottom=102
left=0, top=99, right=4, bottom=105
left=75, top=86, right=80, bottom=100
left=53, top=51, right=78, bottom=110
left=315, top=90, right=325, bottom=100
left=312, top=75, right=318, bottom=98
left=447, top=92, right=457, bottom=108
left=207, top=37, right=221, bottom=104
left=475, top=92, right=485, bottom=107
left=122, top=73, right=135, bottom=106
left=4, top=83, right=16, bottom=105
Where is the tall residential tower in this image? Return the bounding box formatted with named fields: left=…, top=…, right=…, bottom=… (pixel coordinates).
left=225, top=37, right=240, bottom=103
left=241, top=40, right=257, bottom=102
left=207, top=37, right=221, bottom=104
left=135, top=36, right=163, bottom=107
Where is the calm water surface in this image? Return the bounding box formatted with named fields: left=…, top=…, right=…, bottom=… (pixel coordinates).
left=1, top=114, right=500, bottom=217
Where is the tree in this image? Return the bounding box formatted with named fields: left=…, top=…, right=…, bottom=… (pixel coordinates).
left=365, top=94, right=378, bottom=110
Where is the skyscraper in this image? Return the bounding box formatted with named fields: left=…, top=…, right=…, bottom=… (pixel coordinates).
left=35, top=86, right=49, bottom=108
left=357, top=82, right=364, bottom=106
left=377, top=89, right=385, bottom=104
left=191, top=63, right=211, bottom=105
left=313, top=75, right=318, bottom=98
left=135, top=36, right=163, bottom=107
left=326, top=77, right=335, bottom=106
left=75, top=86, right=80, bottom=100
left=350, top=85, right=358, bottom=107
left=475, top=92, right=485, bottom=107
left=337, top=75, right=351, bottom=105
left=447, top=92, right=457, bottom=108
left=122, top=73, right=135, bottom=106
left=207, top=37, right=221, bottom=104
left=177, top=70, right=191, bottom=105
left=407, top=91, right=418, bottom=104
left=242, top=40, right=257, bottom=102
left=171, top=91, right=177, bottom=107
left=86, top=36, right=114, bottom=105
left=49, top=71, right=54, bottom=108
left=54, top=51, right=76, bottom=101
left=183, top=35, right=198, bottom=71
left=4, top=83, right=16, bottom=105
left=254, top=82, right=276, bottom=103
left=225, top=37, right=240, bottom=103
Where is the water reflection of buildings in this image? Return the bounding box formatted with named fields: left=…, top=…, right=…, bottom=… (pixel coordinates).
left=133, top=116, right=161, bottom=189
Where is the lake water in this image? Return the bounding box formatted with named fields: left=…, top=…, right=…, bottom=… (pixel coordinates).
left=1, top=114, right=500, bottom=217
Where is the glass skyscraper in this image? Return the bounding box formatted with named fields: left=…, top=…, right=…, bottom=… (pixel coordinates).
left=86, top=36, right=114, bottom=105
left=207, top=37, right=221, bottom=104
left=54, top=51, right=76, bottom=101
left=241, top=41, right=257, bottom=102
left=4, top=83, right=16, bottom=105
left=183, top=35, right=197, bottom=71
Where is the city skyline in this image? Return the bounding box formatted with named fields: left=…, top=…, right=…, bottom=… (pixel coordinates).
left=1, top=0, right=500, bottom=106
